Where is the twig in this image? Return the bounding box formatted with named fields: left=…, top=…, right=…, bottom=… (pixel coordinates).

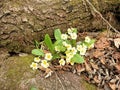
left=85, top=0, right=120, bottom=33
left=55, top=72, right=66, bottom=90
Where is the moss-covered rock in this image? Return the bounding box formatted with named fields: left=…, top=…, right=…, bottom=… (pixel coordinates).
left=0, top=54, right=100, bottom=90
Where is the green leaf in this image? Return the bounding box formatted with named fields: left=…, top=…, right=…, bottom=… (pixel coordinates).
left=71, top=54, right=84, bottom=63
left=89, top=39, right=95, bottom=45
left=84, top=39, right=95, bottom=48
left=30, top=87, right=38, bottom=90
left=34, top=40, right=40, bottom=49
left=44, top=34, right=54, bottom=54
left=72, top=28, right=77, bottom=33
left=52, top=54, right=60, bottom=60
left=55, top=45, right=66, bottom=52
left=32, top=49, right=44, bottom=56
left=54, top=29, right=61, bottom=40
left=71, top=39, right=76, bottom=46
left=54, top=40, right=63, bottom=46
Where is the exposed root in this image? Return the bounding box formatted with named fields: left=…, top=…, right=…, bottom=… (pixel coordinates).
left=85, top=0, right=120, bottom=34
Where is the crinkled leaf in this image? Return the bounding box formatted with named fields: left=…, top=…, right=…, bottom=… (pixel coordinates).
left=55, top=45, right=66, bottom=52
left=54, top=40, right=63, bottom=46
left=89, top=39, right=95, bottom=45
left=44, top=34, right=54, bottom=54
left=52, top=54, right=60, bottom=60
left=54, top=29, right=61, bottom=40
left=71, top=54, right=84, bottom=63
left=30, top=87, right=38, bottom=90
left=32, top=49, right=44, bottom=56
left=84, top=39, right=95, bottom=48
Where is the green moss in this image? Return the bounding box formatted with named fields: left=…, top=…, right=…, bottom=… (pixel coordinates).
left=69, top=0, right=81, bottom=5
left=5, top=55, right=39, bottom=89
left=81, top=80, right=97, bottom=90
left=0, top=40, right=11, bottom=46
left=6, top=55, right=35, bottom=78
left=105, top=0, right=120, bottom=4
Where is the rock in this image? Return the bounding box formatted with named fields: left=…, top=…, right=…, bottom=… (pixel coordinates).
left=0, top=55, right=99, bottom=90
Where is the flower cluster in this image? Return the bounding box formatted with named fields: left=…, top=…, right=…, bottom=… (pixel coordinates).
left=30, top=53, right=52, bottom=70
left=55, top=28, right=95, bottom=66
left=31, top=28, right=95, bottom=70
left=61, top=28, right=77, bottom=40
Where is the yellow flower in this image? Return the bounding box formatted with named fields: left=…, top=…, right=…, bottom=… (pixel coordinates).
left=66, top=58, right=70, bottom=63
left=77, top=44, right=87, bottom=55
left=65, top=50, right=71, bottom=56
left=30, top=62, right=38, bottom=70
left=59, top=59, right=65, bottom=66
left=80, top=48, right=87, bottom=55
left=83, top=44, right=87, bottom=49
left=85, top=36, right=91, bottom=43
left=70, top=33, right=77, bottom=40
left=62, top=41, right=67, bottom=46
left=55, top=46, right=60, bottom=52
left=66, top=44, right=72, bottom=50
left=77, top=45, right=83, bottom=51
left=70, top=61, right=74, bottom=65
left=65, top=49, right=75, bottom=58
left=61, top=34, right=68, bottom=40
left=41, top=60, right=49, bottom=68
left=66, top=56, right=72, bottom=63
left=88, top=43, right=94, bottom=49
left=67, top=28, right=72, bottom=35
left=71, top=47, right=77, bottom=55
left=45, top=53, right=53, bottom=60
left=34, top=57, right=41, bottom=63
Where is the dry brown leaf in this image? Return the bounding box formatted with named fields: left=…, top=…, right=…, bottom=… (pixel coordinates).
left=45, top=69, right=53, bottom=78
left=90, top=62, right=99, bottom=69
left=75, top=64, right=85, bottom=73
left=112, top=52, right=120, bottom=61
left=83, top=76, right=90, bottom=82
left=95, top=37, right=110, bottom=49
left=39, top=66, right=52, bottom=73
left=115, top=64, right=120, bottom=71
left=38, top=66, right=53, bottom=78
left=93, top=76, right=100, bottom=83
left=114, top=38, right=120, bottom=48
left=43, top=50, right=50, bottom=53
left=93, top=50, right=104, bottom=58
left=39, top=66, right=47, bottom=71
left=109, top=83, right=116, bottom=90
left=100, top=57, right=106, bottom=64
left=85, top=61, right=92, bottom=72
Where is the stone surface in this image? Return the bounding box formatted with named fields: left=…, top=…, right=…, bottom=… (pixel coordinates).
left=0, top=53, right=99, bottom=90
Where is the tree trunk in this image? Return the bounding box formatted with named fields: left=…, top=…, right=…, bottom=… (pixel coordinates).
left=0, top=0, right=120, bottom=53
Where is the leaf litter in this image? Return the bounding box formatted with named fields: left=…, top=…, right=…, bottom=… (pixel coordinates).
left=38, top=32, right=120, bottom=90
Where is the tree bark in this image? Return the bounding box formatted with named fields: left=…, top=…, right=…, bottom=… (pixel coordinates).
left=0, top=0, right=120, bottom=53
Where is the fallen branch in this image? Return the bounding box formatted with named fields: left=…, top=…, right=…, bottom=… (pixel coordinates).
left=85, top=0, right=120, bottom=33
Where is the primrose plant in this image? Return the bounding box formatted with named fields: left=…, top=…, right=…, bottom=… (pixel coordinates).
left=30, top=28, right=95, bottom=70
